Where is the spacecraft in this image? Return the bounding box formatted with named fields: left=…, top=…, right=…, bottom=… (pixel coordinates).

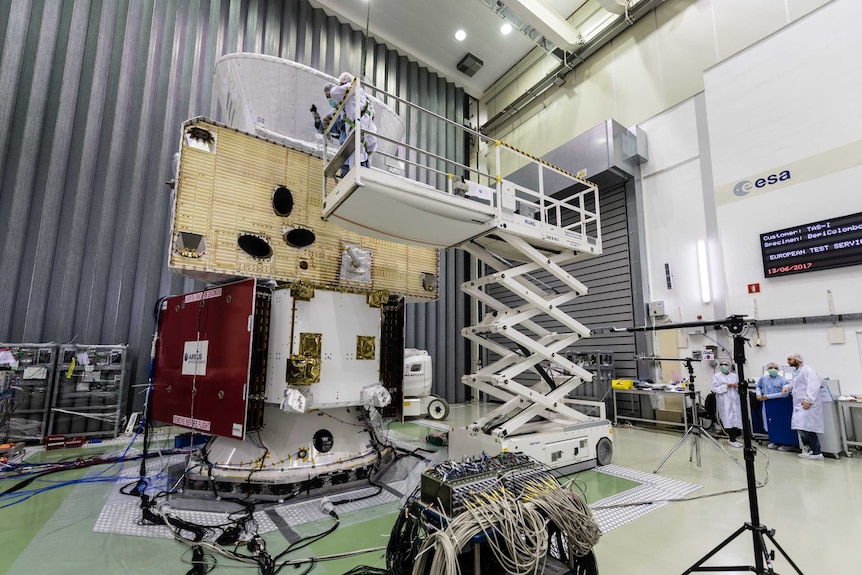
left=151, top=54, right=612, bottom=500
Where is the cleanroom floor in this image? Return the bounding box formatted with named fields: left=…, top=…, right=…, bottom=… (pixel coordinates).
left=2, top=403, right=860, bottom=574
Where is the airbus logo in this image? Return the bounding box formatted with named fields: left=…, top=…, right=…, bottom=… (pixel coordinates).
left=184, top=352, right=204, bottom=361
left=733, top=170, right=791, bottom=196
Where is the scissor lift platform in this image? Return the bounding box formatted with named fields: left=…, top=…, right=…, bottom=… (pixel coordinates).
left=321, top=79, right=612, bottom=471
left=322, top=160, right=602, bottom=262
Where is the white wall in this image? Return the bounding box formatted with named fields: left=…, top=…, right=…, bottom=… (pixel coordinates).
left=640, top=99, right=710, bottom=324
left=637, top=0, right=862, bottom=394
left=489, top=0, right=862, bottom=391
left=482, top=0, right=832, bottom=161
left=637, top=96, right=720, bottom=396
left=704, top=0, right=862, bottom=318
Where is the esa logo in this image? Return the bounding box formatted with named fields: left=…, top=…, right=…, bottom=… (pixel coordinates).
left=184, top=352, right=204, bottom=361
left=733, top=170, right=791, bottom=196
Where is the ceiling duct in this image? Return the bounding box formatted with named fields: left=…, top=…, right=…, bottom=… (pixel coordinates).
left=596, top=0, right=627, bottom=15
left=479, top=0, right=558, bottom=53
left=504, top=0, right=584, bottom=51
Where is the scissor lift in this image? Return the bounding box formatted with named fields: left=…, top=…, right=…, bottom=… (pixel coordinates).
left=321, top=78, right=614, bottom=471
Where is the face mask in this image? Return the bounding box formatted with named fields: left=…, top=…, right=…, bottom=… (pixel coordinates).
left=328, top=98, right=337, bottom=108
left=720, top=365, right=730, bottom=374
left=768, top=368, right=778, bottom=377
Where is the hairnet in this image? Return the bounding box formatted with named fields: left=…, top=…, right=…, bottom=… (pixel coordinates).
left=323, top=82, right=335, bottom=94
left=338, top=72, right=355, bottom=85
left=766, top=362, right=779, bottom=369
left=788, top=353, right=803, bottom=362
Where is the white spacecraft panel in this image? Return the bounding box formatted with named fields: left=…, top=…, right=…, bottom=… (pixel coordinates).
left=266, top=289, right=381, bottom=409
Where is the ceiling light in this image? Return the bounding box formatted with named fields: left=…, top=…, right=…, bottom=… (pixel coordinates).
left=500, top=23, right=512, bottom=35
left=455, top=29, right=466, bottom=41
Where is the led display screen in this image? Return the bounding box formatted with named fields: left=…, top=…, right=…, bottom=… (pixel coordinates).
left=760, top=212, right=862, bottom=277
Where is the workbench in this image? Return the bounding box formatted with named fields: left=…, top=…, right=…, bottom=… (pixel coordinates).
left=612, top=388, right=690, bottom=429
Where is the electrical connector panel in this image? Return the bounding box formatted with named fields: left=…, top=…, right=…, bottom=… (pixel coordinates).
left=419, top=452, right=556, bottom=516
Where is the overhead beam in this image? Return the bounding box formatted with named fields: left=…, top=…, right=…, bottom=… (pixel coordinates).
left=505, top=0, right=583, bottom=51
left=596, top=0, right=626, bottom=15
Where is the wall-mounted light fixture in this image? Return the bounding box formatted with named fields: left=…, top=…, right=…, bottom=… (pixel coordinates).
left=697, top=239, right=711, bottom=304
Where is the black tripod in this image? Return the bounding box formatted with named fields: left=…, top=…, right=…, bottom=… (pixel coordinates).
left=608, top=315, right=803, bottom=574
left=648, top=357, right=745, bottom=474
left=681, top=316, right=803, bottom=574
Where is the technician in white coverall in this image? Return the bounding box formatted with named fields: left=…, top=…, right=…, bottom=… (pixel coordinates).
left=329, top=72, right=377, bottom=173
left=711, top=359, right=743, bottom=448
left=782, top=353, right=824, bottom=460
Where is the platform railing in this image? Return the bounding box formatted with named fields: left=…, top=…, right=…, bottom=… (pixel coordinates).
left=322, top=77, right=601, bottom=249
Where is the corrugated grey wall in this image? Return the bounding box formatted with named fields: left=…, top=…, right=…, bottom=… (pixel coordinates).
left=564, top=185, right=637, bottom=377
left=485, top=183, right=637, bottom=402
left=0, top=0, right=467, bottom=410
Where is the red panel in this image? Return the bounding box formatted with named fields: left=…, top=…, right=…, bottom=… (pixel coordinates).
left=151, top=279, right=256, bottom=439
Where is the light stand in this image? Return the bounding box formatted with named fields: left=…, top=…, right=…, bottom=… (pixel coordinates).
left=644, top=356, right=745, bottom=474
left=599, top=315, right=803, bottom=574
left=681, top=316, right=803, bottom=575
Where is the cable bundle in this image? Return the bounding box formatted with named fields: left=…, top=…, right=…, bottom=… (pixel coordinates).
left=412, top=487, right=549, bottom=575
left=522, top=478, right=601, bottom=559
left=140, top=495, right=341, bottom=575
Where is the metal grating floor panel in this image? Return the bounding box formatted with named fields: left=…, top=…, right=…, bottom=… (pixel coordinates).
left=590, top=464, right=702, bottom=533
left=269, top=486, right=400, bottom=526
left=93, top=454, right=409, bottom=540
left=93, top=499, right=280, bottom=539
left=91, top=446, right=696, bottom=540
left=93, top=455, right=280, bottom=538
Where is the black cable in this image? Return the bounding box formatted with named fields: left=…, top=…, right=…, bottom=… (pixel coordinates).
left=331, top=484, right=383, bottom=506
left=392, top=445, right=434, bottom=458
left=296, top=559, right=317, bottom=575
left=338, top=446, right=431, bottom=509
left=519, top=344, right=557, bottom=391
left=198, top=443, right=301, bottom=507
left=244, top=431, right=269, bottom=491
left=215, top=525, right=242, bottom=546
left=271, top=510, right=340, bottom=575
left=185, top=545, right=216, bottom=575
left=386, top=488, right=426, bottom=575
left=340, top=567, right=388, bottom=575
left=120, top=479, right=146, bottom=496
left=137, top=294, right=170, bottom=497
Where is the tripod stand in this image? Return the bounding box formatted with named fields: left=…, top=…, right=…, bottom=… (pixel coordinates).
left=650, top=357, right=745, bottom=474
left=606, top=315, right=804, bottom=574
left=681, top=316, right=803, bottom=574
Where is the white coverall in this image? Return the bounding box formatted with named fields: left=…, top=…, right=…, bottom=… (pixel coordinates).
left=711, top=371, right=742, bottom=429
left=330, top=81, right=377, bottom=168
left=786, top=365, right=824, bottom=433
